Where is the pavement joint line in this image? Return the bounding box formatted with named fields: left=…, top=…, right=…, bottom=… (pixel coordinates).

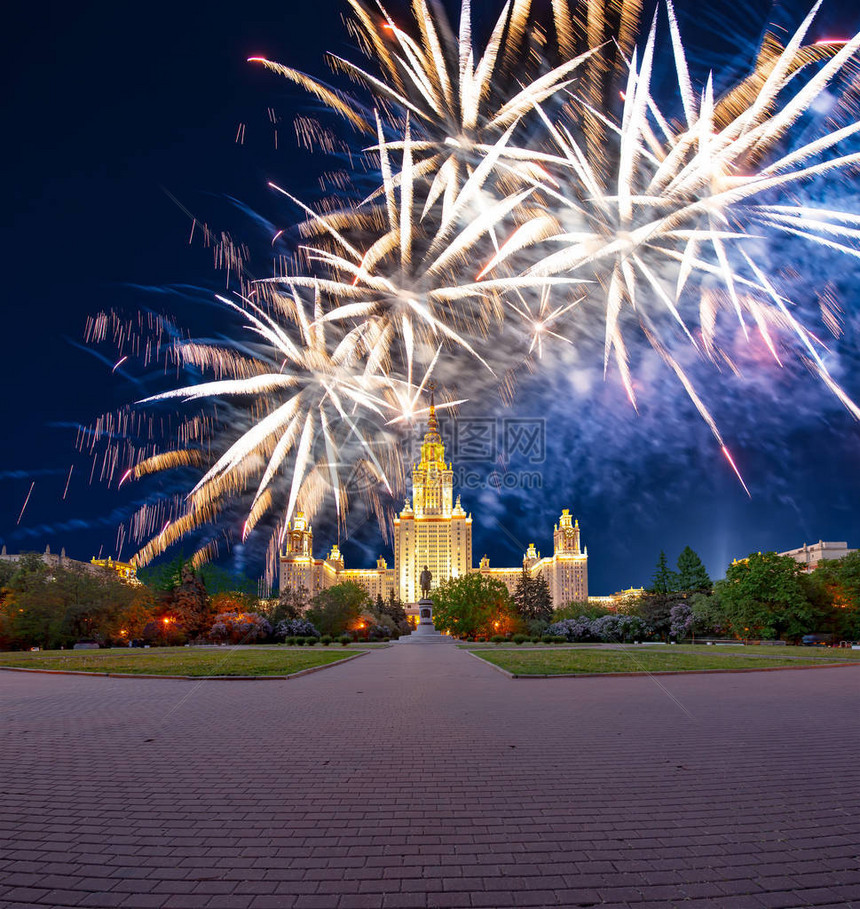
left=464, top=650, right=860, bottom=679
left=0, top=649, right=371, bottom=681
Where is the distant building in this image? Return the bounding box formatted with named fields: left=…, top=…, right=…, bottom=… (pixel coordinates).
left=0, top=544, right=79, bottom=572
left=280, top=398, right=588, bottom=607
left=477, top=510, right=588, bottom=606
left=90, top=557, right=141, bottom=585
left=0, top=545, right=139, bottom=584
left=279, top=516, right=397, bottom=601
left=587, top=587, right=646, bottom=609
left=779, top=541, right=855, bottom=572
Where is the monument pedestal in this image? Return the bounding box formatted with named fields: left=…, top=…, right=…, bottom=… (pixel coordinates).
left=398, top=598, right=450, bottom=644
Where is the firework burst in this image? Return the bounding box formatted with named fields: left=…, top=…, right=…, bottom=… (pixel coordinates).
left=87, top=0, right=860, bottom=579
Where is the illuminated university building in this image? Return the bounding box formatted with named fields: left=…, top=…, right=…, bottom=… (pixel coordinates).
left=279, top=403, right=588, bottom=606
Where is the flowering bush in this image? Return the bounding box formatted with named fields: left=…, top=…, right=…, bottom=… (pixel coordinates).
left=669, top=603, right=693, bottom=640
left=207, top=612, right=272, bottom=644
left=547, top=614, right=644, bottom=643
left=590, top=614, right=644, bottom=643
left=546, top=617, right=594, bottom=642
left=275, top=619, right=320, bottom=640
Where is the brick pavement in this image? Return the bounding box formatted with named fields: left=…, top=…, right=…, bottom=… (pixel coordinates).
left=1, top=644, right=859, bottom=909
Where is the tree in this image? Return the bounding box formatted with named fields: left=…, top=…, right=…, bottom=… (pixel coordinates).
left=1, top=554, right=65, bottom=649
left=669, top=603, right=693, bottom=640
left=160, top=563, right=212, bottom=640
left=306, top=582, right=370, bottom=636
left=138, top=556, right=256, bottom=596
left=377, top=590, right=408, bottom=633
left=638, top=551, right=685, bottom=640
left=633, top=593, right=675, bottom=641
left=198, top=564, right=257, bottom=596
left=0, top=556, right=156, bottom=649
left=715, top=552, right=820, bottom=640
left=137, top=555, right=188, bottom=592
left=648, top=551, right=679, bottom=595
left=268, top=584, right=309, bottom=627
left=431, top=574, right=520, bottom=639
left=108, top=597, right=158, bottom=643
left=689, top=592, right=728, bottom=637
left=207, top=611, right=271, bottom=644
left=676, top=546, right=712, bottom=593
left=209, top=591, right=257, bottom=616
left=512, top=570, right=553, bottom=623
left=812, top=551, right=860, bottom=639
left=552, top=600, right=612, bottom=621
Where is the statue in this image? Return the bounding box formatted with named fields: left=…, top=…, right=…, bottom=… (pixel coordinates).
left=419, top=565, right=432, bottom=600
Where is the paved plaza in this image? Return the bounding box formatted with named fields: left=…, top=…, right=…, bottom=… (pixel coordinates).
left=1, top=644, right=859, bottom=909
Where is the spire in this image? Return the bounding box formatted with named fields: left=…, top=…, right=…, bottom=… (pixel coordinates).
left=424, top=381, right=441, bottom=444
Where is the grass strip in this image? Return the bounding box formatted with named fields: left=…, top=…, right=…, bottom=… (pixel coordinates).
left=641, top=644, right=860, bottom=660
left=470, top=648, right=853, bottom=676
left=0, top=647, right=361, bottom=677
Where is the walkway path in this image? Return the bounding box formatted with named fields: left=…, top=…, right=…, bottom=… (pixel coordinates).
left=2, top=643, right=859, bottom=908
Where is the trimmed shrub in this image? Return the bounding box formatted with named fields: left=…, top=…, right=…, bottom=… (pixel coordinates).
left=513, top=634, right=529, bottom=645
left=320, top=635, right=332, bottom=646
left=295, top=637, right=306, bottom=646
left=305, top=637, right=317, bottom=646
left=541, top=635, right=553, bottom=644
left=490, top=634, right=505, bottom=644
left=551, top=635, right=567, bottom=643
left=339, top=635, right=351, bottom=646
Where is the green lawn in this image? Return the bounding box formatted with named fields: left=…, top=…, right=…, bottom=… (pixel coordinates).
left=642, top=644, right=860, bottom=660
left=0, top=646, right=363, bottom=677
left=471, top=647, right=857, bottom=676
left=458, top=642, right=604, bottom=648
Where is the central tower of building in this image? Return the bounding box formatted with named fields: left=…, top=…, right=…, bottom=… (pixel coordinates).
left=392, top=395, right=472, bottom=602
left=278, top=396, right=588, bottom=609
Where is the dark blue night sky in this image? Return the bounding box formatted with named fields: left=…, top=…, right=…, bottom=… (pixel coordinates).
left=3, top=0, right=859, bottom=594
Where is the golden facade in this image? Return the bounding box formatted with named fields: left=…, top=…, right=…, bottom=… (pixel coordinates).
left=477, top=511, right=588, bottom=604
left=279, top=402, right=587, bottom=607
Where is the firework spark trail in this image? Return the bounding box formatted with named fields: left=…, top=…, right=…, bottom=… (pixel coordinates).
left=82, top=0, right=860, bottom=578
left=17, top=482, right=35, bottom=526
left=62, top=465, right=74, bottom=500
